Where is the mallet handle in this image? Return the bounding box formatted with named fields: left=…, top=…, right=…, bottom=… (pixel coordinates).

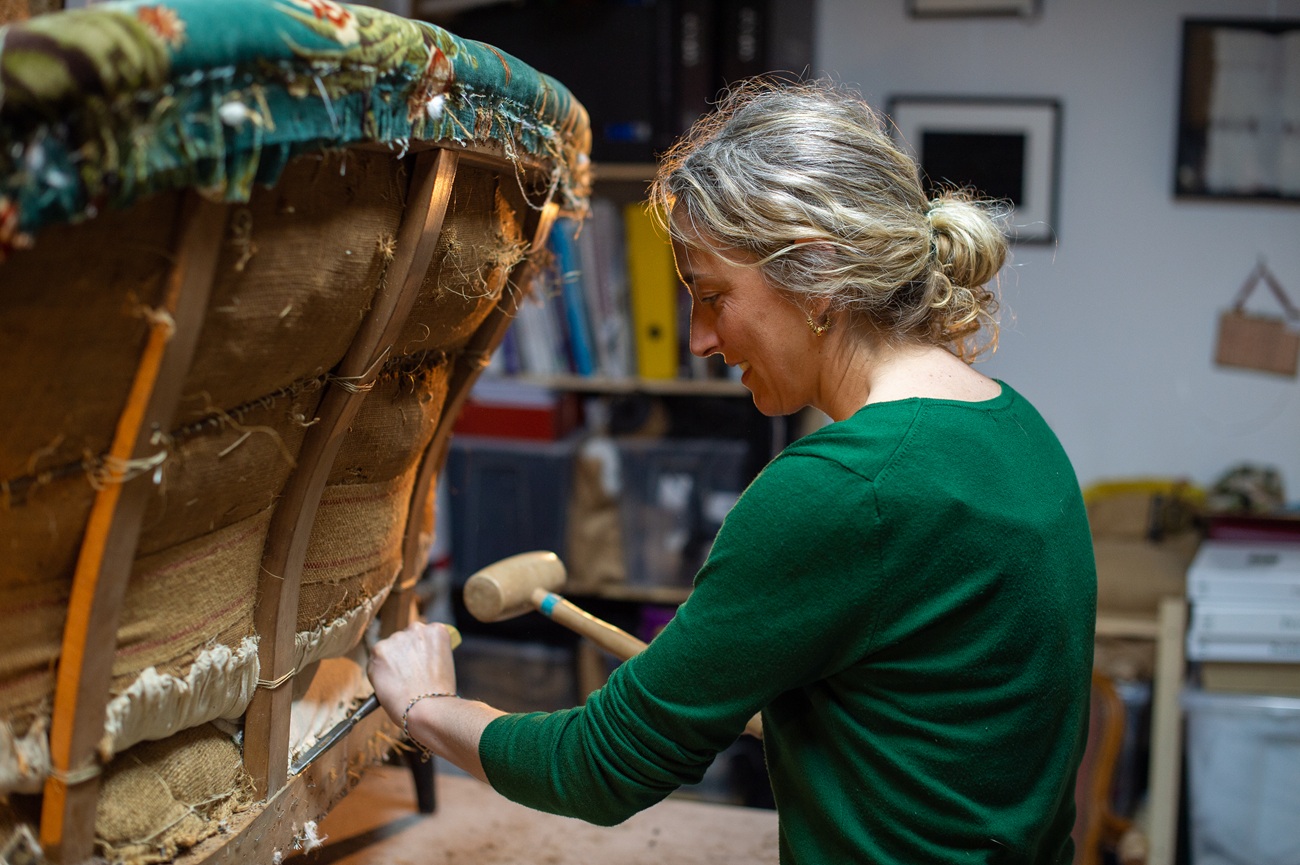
left=528, top=589, right=764, bottom=739
left=531, top=588, right=647, bottom=660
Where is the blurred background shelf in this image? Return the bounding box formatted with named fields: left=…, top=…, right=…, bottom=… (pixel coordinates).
left=507, top=373, right=749, bottom=398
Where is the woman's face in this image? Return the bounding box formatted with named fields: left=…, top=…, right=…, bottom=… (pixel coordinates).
left=671, top=236, right=823, bottom=417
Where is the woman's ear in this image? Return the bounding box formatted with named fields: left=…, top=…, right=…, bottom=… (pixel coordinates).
left=805, top=296, right=832, bottom=323
left=803, top=297, right=835, bottom=337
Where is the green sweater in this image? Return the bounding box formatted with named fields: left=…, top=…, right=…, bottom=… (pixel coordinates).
left=480, top=382, right=1096, bottom=864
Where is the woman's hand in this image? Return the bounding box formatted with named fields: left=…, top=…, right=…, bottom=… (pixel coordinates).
left=368, top=621, right=503, bottom=783
left=368, top=621, right=458, bottom=726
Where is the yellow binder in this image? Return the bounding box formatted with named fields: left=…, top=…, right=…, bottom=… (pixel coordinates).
left=622, top=203, right=680, bottom=379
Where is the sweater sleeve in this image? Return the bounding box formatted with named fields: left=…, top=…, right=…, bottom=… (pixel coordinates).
left=478, top=451, right=882, bottom=824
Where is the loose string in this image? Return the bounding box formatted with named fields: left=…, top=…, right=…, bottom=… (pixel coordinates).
left=328, top=347, right=390, bottom=394
left=256, top=667, right=297, bottom=690
left=88, top=449, right=168, bottom=490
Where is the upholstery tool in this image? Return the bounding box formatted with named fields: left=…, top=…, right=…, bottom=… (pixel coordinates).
left=290, top=625, right=461, bottom=774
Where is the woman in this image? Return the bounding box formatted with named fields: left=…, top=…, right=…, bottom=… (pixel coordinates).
left=369, top=79, right=1096, bottom=864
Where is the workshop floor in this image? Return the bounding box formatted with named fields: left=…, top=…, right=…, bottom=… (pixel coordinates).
left=290, top=764, right=780, bottom=865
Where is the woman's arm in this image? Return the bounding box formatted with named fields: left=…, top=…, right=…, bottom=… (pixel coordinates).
left=367, top=621, right=505, bottom=783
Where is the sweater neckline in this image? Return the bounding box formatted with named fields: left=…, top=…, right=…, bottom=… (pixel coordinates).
left=852, top=379, right=1014, bottom=416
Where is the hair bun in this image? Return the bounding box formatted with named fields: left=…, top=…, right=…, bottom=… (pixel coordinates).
left=925, top=193, right=1008, bottom=290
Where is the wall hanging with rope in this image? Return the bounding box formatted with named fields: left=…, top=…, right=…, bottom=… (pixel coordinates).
left=1213, top=259, right=1300, bottom=377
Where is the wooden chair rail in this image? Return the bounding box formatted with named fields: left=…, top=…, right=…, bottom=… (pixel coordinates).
left=40, top=195, right=231, bottom=864
left=383, top=197, right=561, bottom=637
left=244, top=148, right=461, bottom=800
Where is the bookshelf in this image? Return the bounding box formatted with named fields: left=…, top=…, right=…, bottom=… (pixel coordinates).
left=453, top=160, right=795, bottom=596
left=426, top=0, right=814, bottom=807
left=495, top=156, right=764, bottom=398
left=592, top=162, right=660, bottom=184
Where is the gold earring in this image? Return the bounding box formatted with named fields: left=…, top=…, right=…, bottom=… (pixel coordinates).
left=806, top=315, right=830, bottom=336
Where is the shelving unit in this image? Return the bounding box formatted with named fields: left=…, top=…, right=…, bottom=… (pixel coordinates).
left=592, top=162, right=660, bottom=184
left=507, top=372, right=749, bottom=398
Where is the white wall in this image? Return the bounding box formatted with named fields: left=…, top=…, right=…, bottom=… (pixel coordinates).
left=815, top=0, right=1300, bottom=496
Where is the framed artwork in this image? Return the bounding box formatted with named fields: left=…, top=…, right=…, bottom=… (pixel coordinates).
left=886, top=96, right=1062, bottom=244
left=907, top=0, right=1039, bottom=18
left=1174, top=18, right=1300, bottom=202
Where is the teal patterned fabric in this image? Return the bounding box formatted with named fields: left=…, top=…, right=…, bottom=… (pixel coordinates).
left=0, top=0, right=591, bottom=256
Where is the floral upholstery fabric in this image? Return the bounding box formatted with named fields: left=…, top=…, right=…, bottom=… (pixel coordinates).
left=0, top=0, right=591, bottom=257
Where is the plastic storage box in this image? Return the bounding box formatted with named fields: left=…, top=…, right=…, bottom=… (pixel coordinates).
left=1181, top=687, right=1300, bottom=865
left=446, top=435, right=580, bottom=582
left=616, top=437, right=749, bottom=587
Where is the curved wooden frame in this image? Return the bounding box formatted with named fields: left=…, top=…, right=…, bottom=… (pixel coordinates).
left=243, top=146, right=461, bottom=800
left=39, top=195, right=230, bottom=863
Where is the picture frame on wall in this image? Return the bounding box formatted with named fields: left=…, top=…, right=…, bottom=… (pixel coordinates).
left=907, top=0, right=1039, bottom=18
left=1174, top=17, right=1300, bottom=202
left=886, top=96, right=1062, bottom=244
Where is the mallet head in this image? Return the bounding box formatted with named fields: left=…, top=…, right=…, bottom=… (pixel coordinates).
left=463, top=550, right=567, bottom=622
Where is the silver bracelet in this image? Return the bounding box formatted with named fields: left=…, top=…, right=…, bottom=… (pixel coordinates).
left=402, top=691, right=458, bottom=760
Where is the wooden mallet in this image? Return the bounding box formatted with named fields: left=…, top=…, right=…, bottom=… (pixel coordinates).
left=462, top=550, right=762, bottom=739
left=463, top=550, right=646, bottom=660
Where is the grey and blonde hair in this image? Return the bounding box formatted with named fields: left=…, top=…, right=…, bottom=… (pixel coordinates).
left=649, top=78, right=1007, bottom=360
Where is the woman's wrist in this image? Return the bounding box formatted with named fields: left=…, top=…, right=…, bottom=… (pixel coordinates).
left=402, top=691, right=460, bottom=759
left=402, top=693, right=505, bottom=783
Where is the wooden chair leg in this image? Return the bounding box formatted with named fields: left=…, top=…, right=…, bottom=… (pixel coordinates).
left=406, top=749, right=437, bottom=814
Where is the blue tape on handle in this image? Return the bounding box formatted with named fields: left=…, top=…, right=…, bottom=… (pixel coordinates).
left=539, top=592, right=560, bottom=617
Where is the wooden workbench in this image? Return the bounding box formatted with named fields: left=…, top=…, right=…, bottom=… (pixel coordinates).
left=297, top=765, right=780, bottom=865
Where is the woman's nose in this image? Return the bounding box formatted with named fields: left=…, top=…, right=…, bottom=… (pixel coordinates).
left=688, top=306, right=717, bottom=358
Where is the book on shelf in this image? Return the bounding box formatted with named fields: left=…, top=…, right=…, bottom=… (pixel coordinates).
left=550, top=216, right=597, bottom=376
left=509, top=251, right=577, bottom=377
left=672, top=0, right=717, bottom=137
left=577, top=199, right=635, bottom=379
left=438, top=0, right=666, bottom=162
left=440, top=1, right=813, bottom=161
left=500, top=195, right=751, bottom=386
left=717, top=0, right=768, bottom=85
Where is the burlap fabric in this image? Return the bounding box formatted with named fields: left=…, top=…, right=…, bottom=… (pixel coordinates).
left=94, top=724, right=252, bottom=865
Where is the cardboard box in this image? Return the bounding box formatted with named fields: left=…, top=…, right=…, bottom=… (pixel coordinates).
left=1087, top=482, right=1203, bottom=617
left=1093, top=534, right=1199, bottom=615
left=1200, top=662, right=1300, bottom=697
